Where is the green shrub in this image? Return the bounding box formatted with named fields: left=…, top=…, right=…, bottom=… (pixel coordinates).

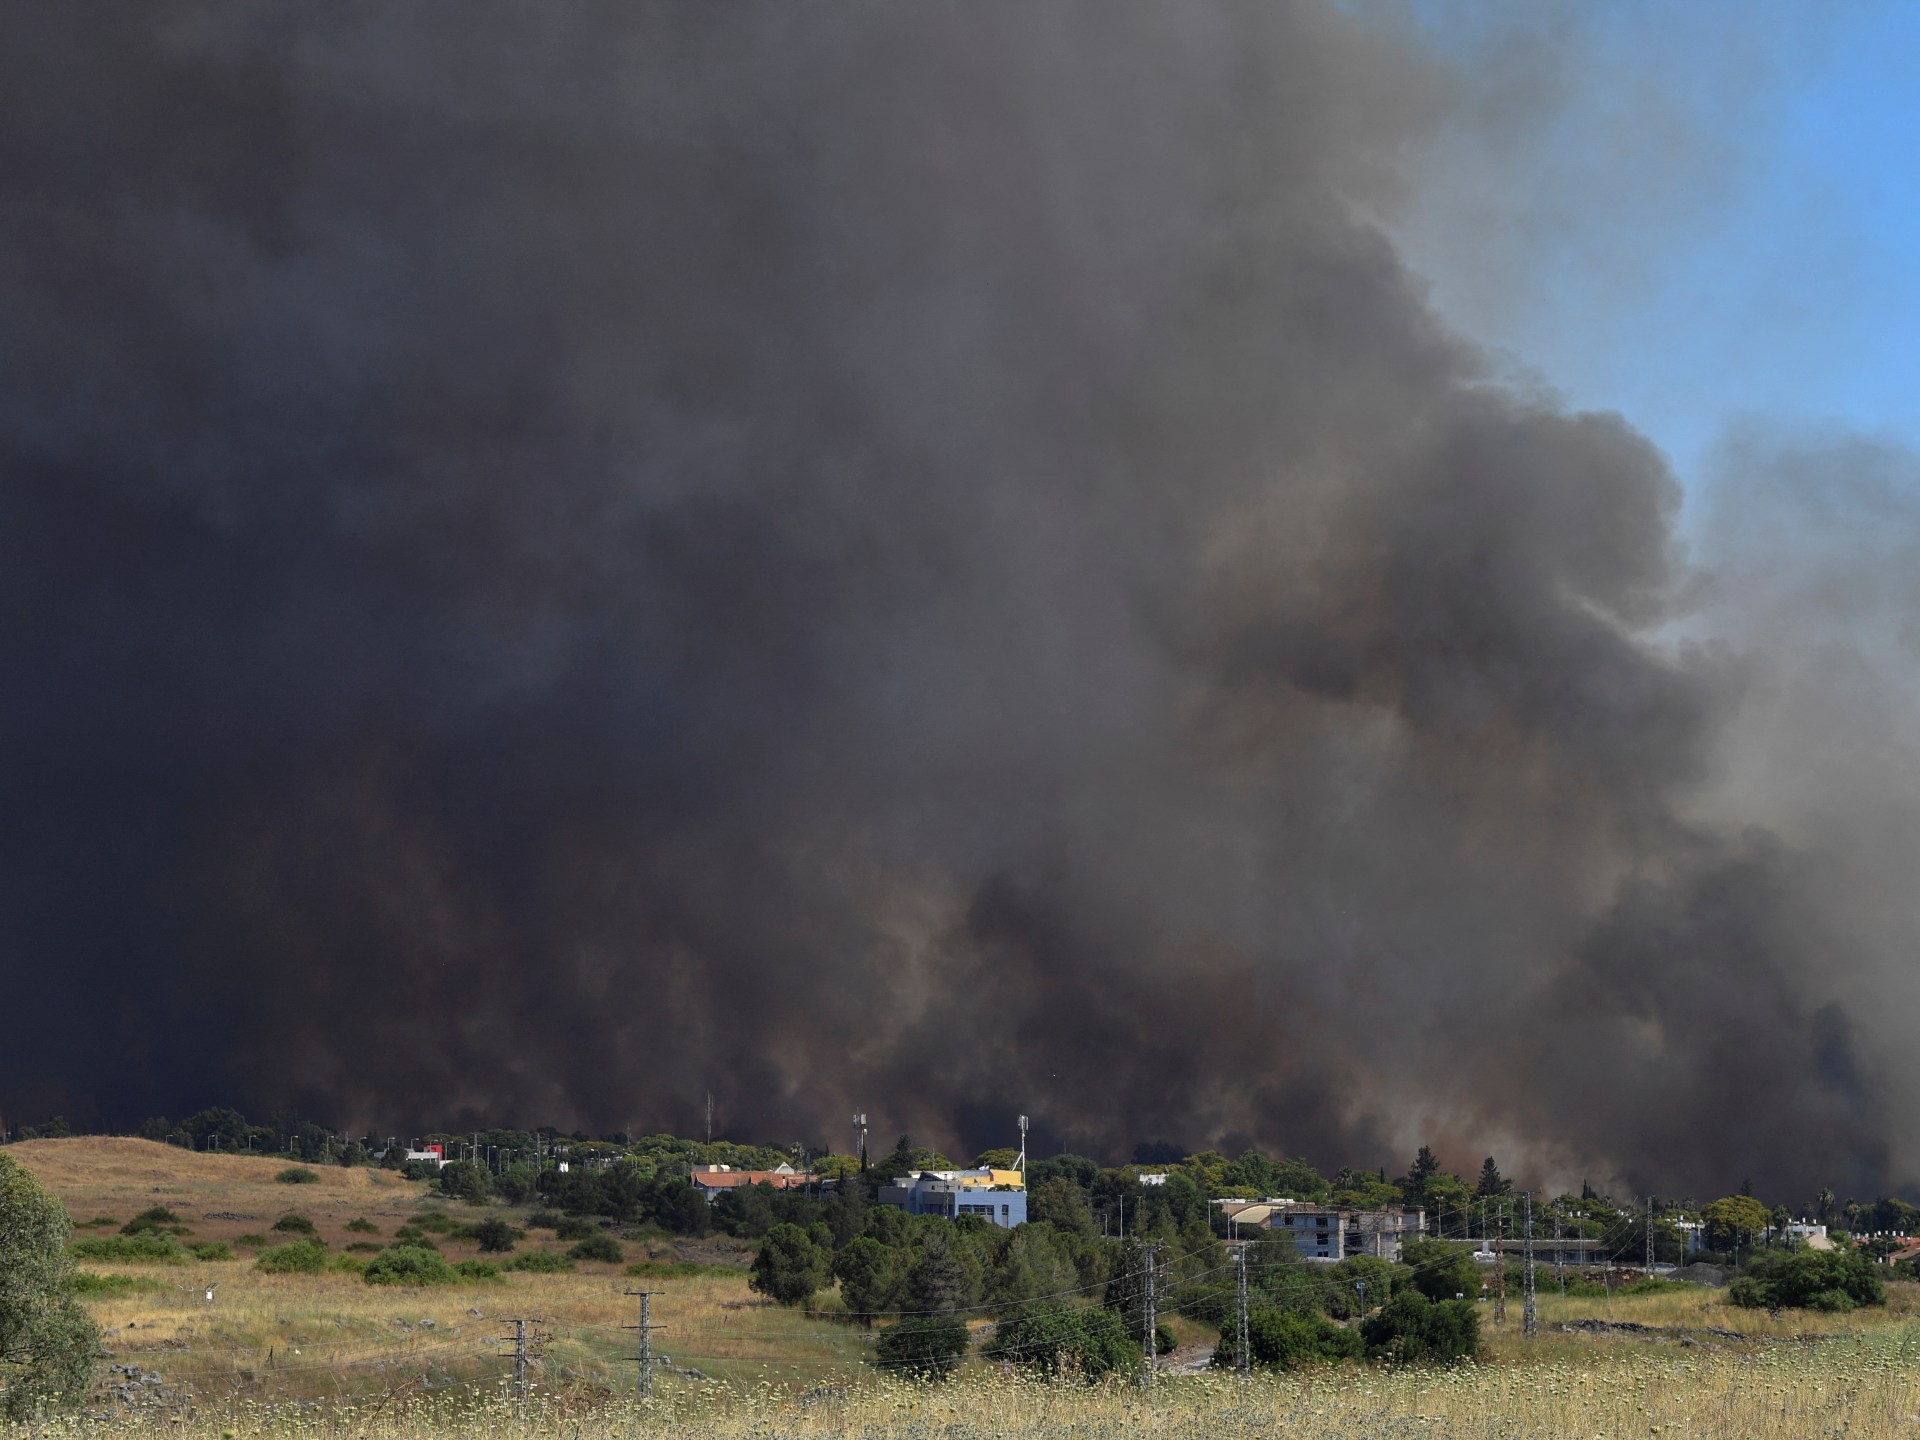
left=187, top=1242, right=234, bottom=1261
left=552, top=1217, right=598, bottom=1242
left=119, top=1207, right=181, bottom=1234
left=567, top=1234, right=624, bottom=1265
left=1400, top=1239, right=1481, bottom=1304
left=69, top=1233, right=187, bottom=1264
left=525, top=1211, right=566, bottom=1232
left=330, top=1254, right=368, bottom=1275
left=74, top=1216, right=118, bottom=1230
left=408, top=1211, right=457, bottom=1234
left=270, top=1214, right=315, bottom=1235
left=275, top=1167, right=320, bottom=1185
left=363, top=1245, right=459, bottom=1287
left=1360, top=1293, right=1479, bottom=1366
left=465, top=1218, right=522, bottom=1253
left=391, top=1234, right=440, bottom=1253
left=504, top=1250, right=574, bottom=1274
left=234, top=1233, right=271, bottom=1249
left=874, top=1314, right=969, bottom=1380
left=345, top=1242, right=383, bottom=1254
left=1730, top=1249, right=1884, bottom=1312
left=1216, top=1306, right=1363, bottom=1371
left=455, top=1259, right=503, bottom=1281
left=70, top=1272, right=166, bottom=1297
left=344, top=1218, right=380, bottom=1235
left=254, top=1239, right=330, bottom=1274
left=993, top=1301, right=1139, bottom=1380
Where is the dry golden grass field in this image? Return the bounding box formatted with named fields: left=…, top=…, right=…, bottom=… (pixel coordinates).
left=10, top=1138, right=1920, bottom=1438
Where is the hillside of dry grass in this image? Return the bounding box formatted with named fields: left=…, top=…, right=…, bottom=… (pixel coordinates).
left=9, top=1137, right=1920, bottom=1436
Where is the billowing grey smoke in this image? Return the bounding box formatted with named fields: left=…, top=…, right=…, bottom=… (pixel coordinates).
left=0, top=3, right=1900, bottom=1200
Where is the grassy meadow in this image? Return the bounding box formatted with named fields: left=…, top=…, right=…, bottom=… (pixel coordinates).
left=10, top=1138, right=1920, bottom=1438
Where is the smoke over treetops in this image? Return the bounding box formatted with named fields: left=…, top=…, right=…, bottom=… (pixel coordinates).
left=1, top=3, right=1908, bottom=1201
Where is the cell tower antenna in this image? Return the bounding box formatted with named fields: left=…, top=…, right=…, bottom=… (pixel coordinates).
left=1016, top=1114, right=1029, bottom=1180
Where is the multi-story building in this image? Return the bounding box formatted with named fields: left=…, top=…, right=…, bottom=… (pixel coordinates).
left=877, top=1168, right=1028, bottom=1228
left=1267, top=1205, right=1425, bottom=1262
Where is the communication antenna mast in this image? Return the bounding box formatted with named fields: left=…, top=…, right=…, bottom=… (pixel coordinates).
left=704, top=1093, right=713, bottom=1147
left=1016, top=1114, right=1029, bottom=1179
left=853, top=1113, right=868, bottom=1167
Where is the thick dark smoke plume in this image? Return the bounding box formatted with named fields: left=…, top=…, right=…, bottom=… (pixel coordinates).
left=0, top=4, right=1904, bottom=1199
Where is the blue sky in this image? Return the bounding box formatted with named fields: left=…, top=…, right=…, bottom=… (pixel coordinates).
left=1388, top=2, right=1920, bottom=519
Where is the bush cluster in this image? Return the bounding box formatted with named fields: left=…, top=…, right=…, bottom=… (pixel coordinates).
left=1730, top=1249, right=1884, bottom=1312
left=362, top=1245, right=457, bottom=1287
left=254, top=1238, right=330, bottom=1274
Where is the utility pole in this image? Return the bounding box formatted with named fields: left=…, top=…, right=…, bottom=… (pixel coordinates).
left=853, top=1113, right=868, bottom=1168
left=1522, top=1192, right=1537, bottom=1339
left=1554, top=1201, right=1566, bottom=1299
left=1234, top=1243, right=1250, bottom=1374
left=1493, top=1200, right=1506, bottom=1326
left=1646, top=1195, right=1656, bottom=1273
left=1016, top=1114, right=1029, bottom=1182
left=623, top=1290, right=664, bottom=1402
left=512, top=1319, right=530, bottom=1407
left=704, top=1094, right=713, bottom=1147
left=1141, top=1242, right=1158, bottom=1389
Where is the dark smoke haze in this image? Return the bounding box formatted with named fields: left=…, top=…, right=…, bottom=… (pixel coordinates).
left=2, top=4, right=1910, bottom=1201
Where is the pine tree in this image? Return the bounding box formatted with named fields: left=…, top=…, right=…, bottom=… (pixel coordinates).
left=1475, top=1156, right=1510, bottom=1199
left=1404, top=1146, right=1440, bottom=1204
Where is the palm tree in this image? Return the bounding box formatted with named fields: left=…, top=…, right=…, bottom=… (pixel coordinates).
left=1816, top=1187, right=1835, bottom=1225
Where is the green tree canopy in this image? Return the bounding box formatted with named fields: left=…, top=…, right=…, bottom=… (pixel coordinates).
left=1730, top=1247, right=1883, bottom=1312
left=1402, top=1146, right=1440, bottom=1205
left=0, top=1153, right=99, bottom=1417
left=900, top=1228, right=974, bottom=1314
left=1400, top=1238, right=1480, bottom=1304
left=1702, top=1195, right=1771, bottom=1252
left=748, top=1223, right=830, bottom=1307
left=833, top=1236, right=903, bottom=1326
